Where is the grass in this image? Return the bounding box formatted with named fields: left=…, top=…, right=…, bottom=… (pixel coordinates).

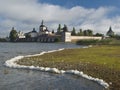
left=17, top=45, right=120, bottom=90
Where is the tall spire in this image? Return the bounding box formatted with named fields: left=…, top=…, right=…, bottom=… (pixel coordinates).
left=109, top=26, right=112, bottom=31
left=106, top=26, right=114, bottom=36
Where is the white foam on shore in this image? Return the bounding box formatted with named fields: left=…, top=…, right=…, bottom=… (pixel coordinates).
left=4, top=47, right=109, bottom=89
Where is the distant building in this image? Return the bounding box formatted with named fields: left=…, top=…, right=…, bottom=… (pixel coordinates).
left=106, top=26, right=114, bottom=36
left=39, top=20, right=51, bottom=35
left=15, top=20, right=60, bottom=42
left=15, top=20, right=102, bottom=42
left=37, top=20, right=58, bottom=42
left=27, top=28, right=38, bottom=38
left=17, top=31, right=26, bottom=39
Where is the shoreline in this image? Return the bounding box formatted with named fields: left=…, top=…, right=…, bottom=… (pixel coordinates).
left=5, top=47, right=109, bottom=89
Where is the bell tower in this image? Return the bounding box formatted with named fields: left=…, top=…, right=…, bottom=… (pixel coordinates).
left=39, top=20, right=47, bottom=35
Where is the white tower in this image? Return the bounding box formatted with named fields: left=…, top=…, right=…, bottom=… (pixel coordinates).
left=62, top=32, right=71, bottom=42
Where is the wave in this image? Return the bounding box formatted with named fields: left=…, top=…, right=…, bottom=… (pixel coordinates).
left=4, top=47, right=109, bottom=89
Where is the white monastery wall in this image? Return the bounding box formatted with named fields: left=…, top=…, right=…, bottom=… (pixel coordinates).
left=71, top=36, right=102, bottom=41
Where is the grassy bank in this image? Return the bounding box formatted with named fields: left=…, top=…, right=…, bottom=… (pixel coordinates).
left=17, top=45, right=120, bottom=90
left=76, top=39, right=120, bottom=45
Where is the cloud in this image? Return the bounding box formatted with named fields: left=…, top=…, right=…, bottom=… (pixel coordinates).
left=0, top=0, right=120, bottom=37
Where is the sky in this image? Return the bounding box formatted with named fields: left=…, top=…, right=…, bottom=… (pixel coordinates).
left=0, top=0, right=120, bottom=37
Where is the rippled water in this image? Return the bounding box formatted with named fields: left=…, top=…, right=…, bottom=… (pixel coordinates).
left=0, top=42, right=105, bottom=90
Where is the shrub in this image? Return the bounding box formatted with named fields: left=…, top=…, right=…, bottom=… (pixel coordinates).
left=54, top=38, right=60, bottom=42
left=76, top=39, right=112, bottom=45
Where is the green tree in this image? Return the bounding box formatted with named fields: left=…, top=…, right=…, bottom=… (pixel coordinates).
left=88, top=29, right=93, bottom=36
left=71, top=27, right=76, bottom=36
left=57, top=24, right=61, bottom=34
left=63, top=24, right=68, bottom=32
left=83, top=29, right=93, bottom=36
left=114, top=34, right=120, bottom=40
left=94, top=33, right=103, bottom=36
left=9, top=27, right=17, bottom=42
left=83, top=30, right=88, bottom=36
left=77, top=29, right=83, bottom=36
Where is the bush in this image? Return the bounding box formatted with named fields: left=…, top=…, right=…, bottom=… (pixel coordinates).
left=76, top=39, right=112, bottom=45
left=0, top=38, right=7, bottom=42
left=54, top=38, right=60, bottom=42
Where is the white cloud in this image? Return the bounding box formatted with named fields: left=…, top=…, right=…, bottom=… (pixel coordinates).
left=0, top=0, right=120, bottom=37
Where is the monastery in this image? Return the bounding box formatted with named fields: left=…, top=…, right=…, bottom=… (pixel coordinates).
left=16, top=20, right=102, bottom=42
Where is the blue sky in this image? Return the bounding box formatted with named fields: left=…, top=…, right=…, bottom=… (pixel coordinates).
left=39, top=0, right=120, bottom=17
left=0, top=0, right=120, bottom=37
left=39, top=0, right=120, bottom=8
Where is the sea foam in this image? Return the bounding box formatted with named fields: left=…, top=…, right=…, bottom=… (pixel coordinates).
left=5, top=48, right=109, bottom=89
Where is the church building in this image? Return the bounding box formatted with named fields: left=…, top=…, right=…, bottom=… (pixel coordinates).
left=106, top=26, right=115, bottom=37
left=39, top=20, right=51, bottom=35
left=15, top=20, right=102, bottom=43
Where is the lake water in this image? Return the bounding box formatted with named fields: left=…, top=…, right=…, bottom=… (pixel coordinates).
left=0, top=43, right=105, bottom=90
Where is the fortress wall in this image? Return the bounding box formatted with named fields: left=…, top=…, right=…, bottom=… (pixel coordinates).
left=71, top=36, right=102, bottom=41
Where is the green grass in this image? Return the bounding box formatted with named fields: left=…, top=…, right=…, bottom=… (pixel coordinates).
left=17, top=45, right=120, bottom=90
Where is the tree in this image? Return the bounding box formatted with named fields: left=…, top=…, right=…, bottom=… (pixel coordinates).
left=0, top=38, right=7, bottom=42
left=71, top=27, right=76, bottom=36
left=9, top=27, right=17, bottom=42
left=63, top=24, right=68, bottom=32
left=87, top=29, right=93, bottom=36
left=83, top=29, right=93, bottom=36
left=83, top=30, right=88, bottom=36
left=77, top=29, right=83, bottom=36
left=57, top=24, right=61, bottom=34
left=94, top=33, right=103, bottom=36
left=114, top=34, right=120, bottom=40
